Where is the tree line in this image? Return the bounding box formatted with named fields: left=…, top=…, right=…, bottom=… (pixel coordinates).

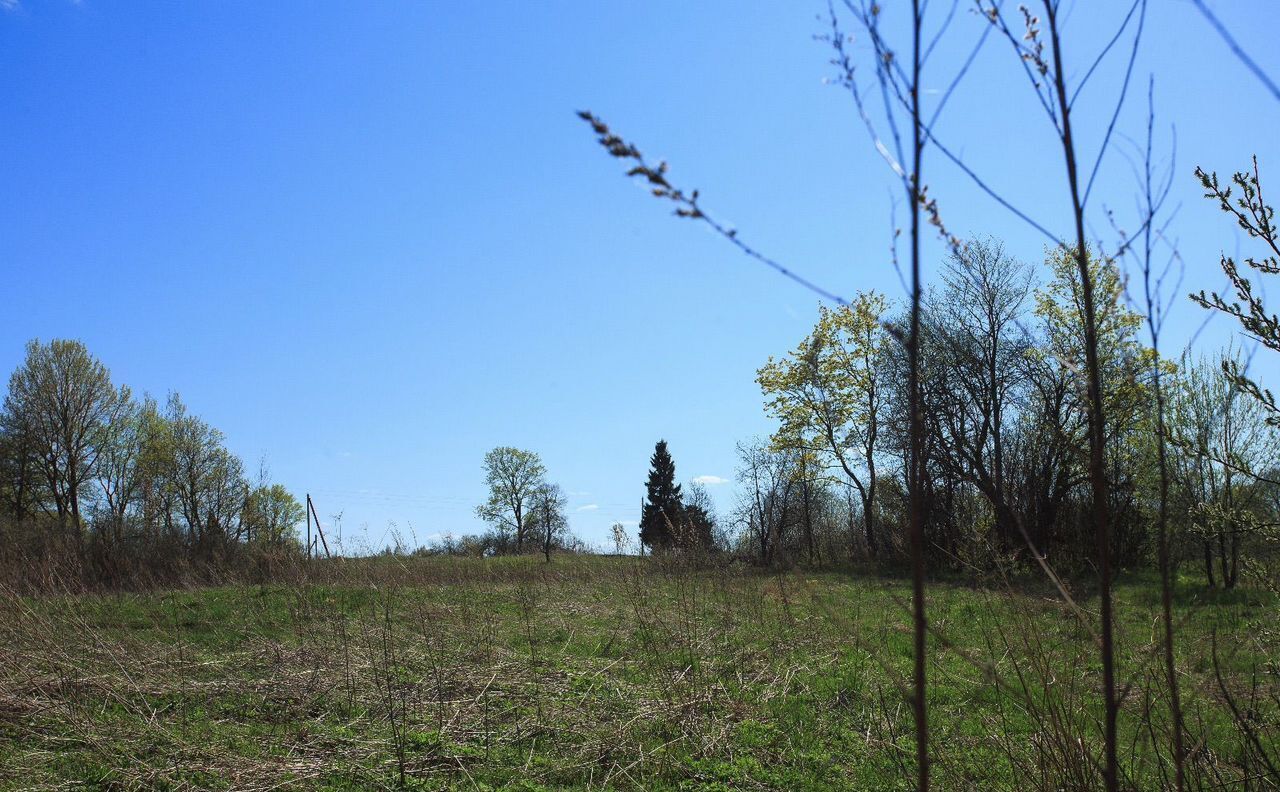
left=504, top=226, right=1278, bottom=585
left=464, top=231, right=1280, bottom=587
left=0, top=339, right=306, bottom=586
left=8, top=180, right=1277, bottom=591
left=739, top=236, right=1280, bottom=585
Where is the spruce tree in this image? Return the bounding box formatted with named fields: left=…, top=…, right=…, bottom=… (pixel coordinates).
left=639, top=439, right=683, bottom=550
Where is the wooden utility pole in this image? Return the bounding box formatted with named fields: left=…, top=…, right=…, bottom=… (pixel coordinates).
left=305, top=493, right=312, bottom=559
left=306, top=494, right=332, bottom=559
left=243, top=483, right=252, bottom=545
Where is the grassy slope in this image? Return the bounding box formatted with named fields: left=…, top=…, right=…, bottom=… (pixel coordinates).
left=0, top=556, right=1275, bottom=791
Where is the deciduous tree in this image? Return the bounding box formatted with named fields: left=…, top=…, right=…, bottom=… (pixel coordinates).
left=531, top=482, right=568, bottom=562
left=475, top=446, right=546, bottom=554
left=244, top=484, right=306, bottom=547
left=3, top=339, right=120, bottom=542
left=757, top=292, right=889, bottom=557
left=926, top=239, right=1033, bottom=550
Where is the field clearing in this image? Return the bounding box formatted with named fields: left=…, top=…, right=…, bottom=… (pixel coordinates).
left=0, top=556, right=1275, bottom=791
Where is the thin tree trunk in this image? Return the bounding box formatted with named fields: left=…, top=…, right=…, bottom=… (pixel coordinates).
left=1044, top=4, right=1118, bottom=787
left=864, top=480, right=877, bottom=559
left=906, top=3, right=929, bottom=787
left=1227, top=525, right=1239, bottom=589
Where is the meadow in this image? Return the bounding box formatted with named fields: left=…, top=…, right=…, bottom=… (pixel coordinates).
left=0, top=556, right=1275, bottom=791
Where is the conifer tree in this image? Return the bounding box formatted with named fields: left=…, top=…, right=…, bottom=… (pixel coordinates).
left=638, top=440, right=682, bottom=550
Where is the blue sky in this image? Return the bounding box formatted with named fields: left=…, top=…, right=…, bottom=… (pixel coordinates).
left=3, top=1, right=1278, bottom=551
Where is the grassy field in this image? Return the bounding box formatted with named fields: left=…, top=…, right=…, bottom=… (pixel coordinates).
left=0, top=555, right=1275, bottom=790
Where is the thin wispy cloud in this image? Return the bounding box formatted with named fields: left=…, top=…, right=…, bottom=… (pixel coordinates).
left=576, top=504, right=599, bottom=512
left=692, top=475, right=729, bottom=486
left=1, top=0, right=21, bottom=12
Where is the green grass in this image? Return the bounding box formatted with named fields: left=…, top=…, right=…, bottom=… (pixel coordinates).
left=0, top=556, right=1275, bottom=790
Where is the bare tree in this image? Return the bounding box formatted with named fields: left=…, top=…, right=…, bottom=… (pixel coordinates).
left=1119, top=81, right=1185, bottom=785
left=610, top=521, right=630, bottom=555
left=735, top=439, right=797, bottom=566
left=95, top=386, right=143, bottom=551
left=928, top=239, right=1034, bottom=549
left=165, top=394, right=246, bottom=553
left=531, top=482, right=568, bottom=563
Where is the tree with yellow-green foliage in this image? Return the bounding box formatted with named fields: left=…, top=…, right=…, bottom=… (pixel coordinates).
left=757, top=292, right=890, bottom=558
left=244, top=484, right=306, bottom=548
left=1036, top=246, right=1153, bottom=433
left=1034, top=246, right=1156, bottom=561
left=475, top=446, right=546, bottom=555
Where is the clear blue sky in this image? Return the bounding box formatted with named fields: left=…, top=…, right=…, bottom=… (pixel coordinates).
left=3, top=1, right=1278, bottom=551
